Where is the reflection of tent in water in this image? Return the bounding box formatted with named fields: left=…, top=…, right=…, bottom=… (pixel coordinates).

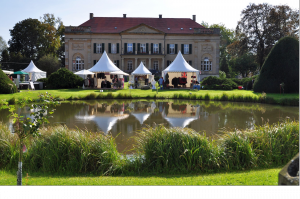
left=75, top=113, right=129, bottom=134
left=75, top=114, right=129, bottom=133
left=130, top=101, right=156, bottom=125
left=162, top=104, right=200, bottom=128
left=131, top=113, right=151, bottom=125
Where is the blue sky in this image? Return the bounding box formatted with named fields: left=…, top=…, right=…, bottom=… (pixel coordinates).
left=0, top=0, right=298, bottom=46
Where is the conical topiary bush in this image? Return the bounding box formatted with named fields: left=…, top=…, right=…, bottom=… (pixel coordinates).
left=253, top=37, right=299, bottom=93
left=0, top=69, right=17, bottom=94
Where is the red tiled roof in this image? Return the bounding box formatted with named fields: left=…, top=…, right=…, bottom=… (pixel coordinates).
left=79, top=17, right=205, bottom=34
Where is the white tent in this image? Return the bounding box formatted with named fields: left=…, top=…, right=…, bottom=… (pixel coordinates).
left=22, top=60, right=46, bottom=81
left=131, top=62, right=152, bottom=75
left=89, top=51, right=122, bottom=73
left=162, top=51, right=200, bottom=82
left=110, top=71, right=129, bottom=76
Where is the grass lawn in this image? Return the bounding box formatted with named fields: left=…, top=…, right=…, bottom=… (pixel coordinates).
left=0, top=167, right=282, bottom=185
left=0, top=87, right=298, bottom=103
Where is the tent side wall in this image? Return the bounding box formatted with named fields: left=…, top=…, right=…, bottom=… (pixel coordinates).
left=31, top=72, right=47, bottom=81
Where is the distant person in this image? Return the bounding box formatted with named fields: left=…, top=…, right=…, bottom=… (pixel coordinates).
left=158, top=77, right=164, bottom=90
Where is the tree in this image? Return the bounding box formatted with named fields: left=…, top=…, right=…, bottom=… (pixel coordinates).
left=0, top=49, right=9, bottom=69
left=0, top=36, right=7, bottom=61
left=229, top=53, right=258, bottom=78
left=1, top=92, right=60, bottom=185
left=237, top=3, right=299, bottom=69
left=8, top=15, right=63, bottom=60
left=253, top=37, right=299, bottom=93
left=8, top=18, right=45, bottom=59
left=36, top=54, right=61, bottom=76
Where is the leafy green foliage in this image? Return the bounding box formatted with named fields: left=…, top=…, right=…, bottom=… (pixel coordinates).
left=47, top=68, right=83, bottom=89
left=253, top=37, right=299, bottom=93
left=219, top=71, right=226, bottom=79
left=229, top=53, right=258, bottom=78
left=201, top=76, right=238, bottom=90
left=36, top=54, right=61, bottom=76
left=0, top=69, right=17, bottom=94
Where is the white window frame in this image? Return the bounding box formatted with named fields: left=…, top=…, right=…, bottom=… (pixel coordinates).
left=169, top=44, right=175, bottom=54
left=127, top=43, right=133, bottom=53
left=184, top=44, right=189, bottom=54
left=201, top=57, right=212, bottom=71
left=140, top=44, right=146, bottom=53
left=127, top=60, right=133, bottom=70
left=153, top=44, right=159, bottom=54
left=111, top=43, right=117, bottom=54
left=74, top=56, right=84, bottom=71
left=153, top=61, right=158, bottom=70
left=96, top=44, right=102, bottom=54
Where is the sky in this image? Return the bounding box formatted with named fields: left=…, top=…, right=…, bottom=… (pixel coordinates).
left=0, top=0, right=299, bottom=46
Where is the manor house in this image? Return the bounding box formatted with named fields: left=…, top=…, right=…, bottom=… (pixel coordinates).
left=65, top=14, right=220, bottom=78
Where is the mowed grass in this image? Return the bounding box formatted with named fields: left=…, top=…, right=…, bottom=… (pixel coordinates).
left=0, top=87, right=298, bottom=103
left=0, top=167, right=282, bottom=185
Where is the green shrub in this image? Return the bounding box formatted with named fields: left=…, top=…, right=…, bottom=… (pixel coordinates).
left=253, top=37, right=299, bottom=93
left=201, top=76, right=222, bottom=85
left=0, top=69, right=17, bottom=94
left=201, top=76, right=237, bottom=90
left=36, top=78, right=48, bottom=89
left=47, top=68, right=84, bottom=89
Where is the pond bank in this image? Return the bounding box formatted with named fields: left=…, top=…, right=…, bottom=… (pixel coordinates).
left=0, top=120, right=298, bottom=175
left=0, top=89, right=298, bottom=106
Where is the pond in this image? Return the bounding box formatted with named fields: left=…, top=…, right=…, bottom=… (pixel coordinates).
left=0, top=100, right=298, bottom=153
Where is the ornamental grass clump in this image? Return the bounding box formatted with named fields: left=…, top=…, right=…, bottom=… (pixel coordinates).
left=134, top=126, right=220, bottom=173
left=0, top=125, right=120, bottom=175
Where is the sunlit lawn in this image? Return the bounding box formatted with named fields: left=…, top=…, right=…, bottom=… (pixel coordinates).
left=0, top=86, right=298, bottom=102
left=0, top=167, right=282, bottom=185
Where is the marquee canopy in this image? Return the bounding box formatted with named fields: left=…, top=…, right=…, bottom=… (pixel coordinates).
left=131, top=62, right=152, bottom=75
left=22, top=60, right=46, bottom=81
left=162, top=51, right=200, bottom=81
left=89, top=51, right=122, bottom=73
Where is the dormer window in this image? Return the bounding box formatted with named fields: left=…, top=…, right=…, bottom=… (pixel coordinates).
left=189, top=28, right=192, bottom=30
left=167, top=28, right=170, bottom=30
left=181, top=28, right=183, bottom=30
left=115, top=27, right=117, bottom=29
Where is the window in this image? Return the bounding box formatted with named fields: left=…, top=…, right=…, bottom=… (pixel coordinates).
left=96, top=44, right=102, bottom=53
left=153, top=61, right=158, bottom=70
left=140, top=44, right=146, bottom=53
left=127, top=43, right=133, bottom=53
left=169, top=44, right=175, bottom=54
left=184, top=44, right=189, bottom=54
left=111, top=44, right=116, bottom=54
left=114, top=60, right=117, bottom=66
left=73, top=56, right=84, bottom=71
left=127, top=61, right=133, bottom=70
left=153, top=44, right=159, bottom=54
left=201, top=57, right=212, bottom=71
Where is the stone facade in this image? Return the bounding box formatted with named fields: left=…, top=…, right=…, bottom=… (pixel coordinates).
left=65, top=14, right=220, bottom=78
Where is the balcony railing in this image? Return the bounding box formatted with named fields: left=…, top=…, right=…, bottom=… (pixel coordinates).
left=65, top=26, right=91, bottom=33
left=194, top=28, right=220, bottom=35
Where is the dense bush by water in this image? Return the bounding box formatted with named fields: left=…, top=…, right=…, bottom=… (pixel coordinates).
left=0, top=120, right=298, bottom=175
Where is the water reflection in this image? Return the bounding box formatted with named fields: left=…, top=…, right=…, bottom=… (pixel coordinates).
left=0, top=100, right=298, bottom=153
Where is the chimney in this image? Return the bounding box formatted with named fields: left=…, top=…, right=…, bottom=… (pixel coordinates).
left=192, top=15, right=196, bottom=21
left=159, top=14, right=162, bottom=19
left=123, top=14, right=127, bottom=18
left=90, top=13, right=94, bottom=19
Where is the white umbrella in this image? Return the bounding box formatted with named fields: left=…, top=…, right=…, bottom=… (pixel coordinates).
left=74, top=69, right=95, bottom=80
left=2, top=70, right=14, bottom=75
